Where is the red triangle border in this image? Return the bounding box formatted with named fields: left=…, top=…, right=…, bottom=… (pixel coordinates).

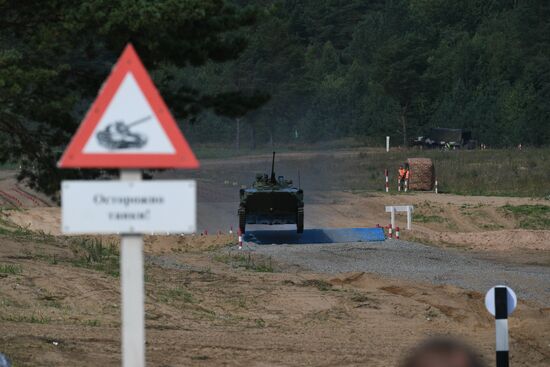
left=58, top=43, right=199, bottom=169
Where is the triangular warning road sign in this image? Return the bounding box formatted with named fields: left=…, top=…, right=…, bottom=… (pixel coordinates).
left=58, top=44, right=199, bottom=169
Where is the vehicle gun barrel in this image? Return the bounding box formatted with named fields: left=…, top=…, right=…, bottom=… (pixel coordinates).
left=270, top=151, right=276, bottom=183
left=127, top=115, right=152, bottom=128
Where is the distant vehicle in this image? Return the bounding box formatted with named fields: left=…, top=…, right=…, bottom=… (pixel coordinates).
left=413, top=127, right=477, bottom=150
left=238, top=152, right=304, bottom=234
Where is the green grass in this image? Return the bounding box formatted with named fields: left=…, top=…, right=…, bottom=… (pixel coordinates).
left=414, top=214, right=446, bottom=223
left=192, top=138, right=363, bottom=159
left=479, top=223, right=505, bottom=230
left=254, top=318, right=266, bottom=328
left=502, top=204, right=550, bottom=229
left=2, top=313, right=52, bottom=324
left=69, top=237, right=120, bottom=276
left=350, top=293, right=373, bottom=303
left=198, top=144, right=550, bottom=197
left=38, top=293, right=63, bottom=309
left=158, top=287, right=194, bottom=304
left=0, top=219, right=121, bottom=276
left=0, top=214, right=55, bottom=243
left=346, top=148, right=550, bottom=197
left=83, top=319, right=101, bottom=327
left=0, top=263, right=22, bottom=275
left=300, top=279, right=333, bottom=291
left=191, top=355, right=210, bottom=361
left=214, top=252, right=274, bottom=272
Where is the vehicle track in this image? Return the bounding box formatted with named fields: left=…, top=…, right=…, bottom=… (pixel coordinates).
left=0, top=190, right=22, bottom=208
left=0, top=196, right=17, bottom=209
left=13, top=185, right=49, bottom=206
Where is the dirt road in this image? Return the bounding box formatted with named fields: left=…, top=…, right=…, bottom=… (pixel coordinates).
left=0, top=151, right=549, bottom=366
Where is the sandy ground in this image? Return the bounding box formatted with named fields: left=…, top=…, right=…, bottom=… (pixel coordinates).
left=0, top=236, right=549, bottom=367
left=5, top=187, right=549, bottom=265
left=0, top=151, right=549, bottom=366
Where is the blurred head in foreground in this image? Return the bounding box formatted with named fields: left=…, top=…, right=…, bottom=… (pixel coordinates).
left=0, top=353, right=11, bottom=367
left=400, top=338, right=485, bottom=367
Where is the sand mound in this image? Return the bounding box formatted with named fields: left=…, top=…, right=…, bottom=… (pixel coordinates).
left=418, top=229, right=550, bottom=251
left=3, top=207, right=61, bottom=235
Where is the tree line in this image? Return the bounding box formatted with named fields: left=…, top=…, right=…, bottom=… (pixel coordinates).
left=185, top=0, right=550, bottom=148
left=1, top=0, right=549, bottom=195
left=0, top=0, right=263, bottom=195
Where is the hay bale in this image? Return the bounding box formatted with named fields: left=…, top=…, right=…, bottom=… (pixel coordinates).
left=407, top=158, right=435, bottom=191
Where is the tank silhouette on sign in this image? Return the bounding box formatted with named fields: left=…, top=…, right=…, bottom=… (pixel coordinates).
left=96, top=116, right=150, bottom=150
left=238, top=152, right=304, bottom=234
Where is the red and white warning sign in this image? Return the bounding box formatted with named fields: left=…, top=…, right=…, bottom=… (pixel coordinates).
left=58, top=44, right=199, bottom=367
left=58, top=44, right=199, bottom=169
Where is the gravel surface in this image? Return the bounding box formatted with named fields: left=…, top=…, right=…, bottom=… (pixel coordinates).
left=248, top=239, right=550, bottom=305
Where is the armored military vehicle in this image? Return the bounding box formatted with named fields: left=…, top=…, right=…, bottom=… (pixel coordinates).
left=238, top=152, right=304, bottom=234
left=412, top=127, right=476, bottom=150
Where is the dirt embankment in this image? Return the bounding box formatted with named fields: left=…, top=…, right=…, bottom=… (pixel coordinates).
left=355, top=192, right=550, bottom=252
left=0, top=235, right=548, bottom=367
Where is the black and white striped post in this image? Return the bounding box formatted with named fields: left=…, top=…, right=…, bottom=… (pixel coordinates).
left=485, top=285, right=517, bottom=367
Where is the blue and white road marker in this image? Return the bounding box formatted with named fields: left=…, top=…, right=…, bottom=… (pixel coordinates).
left=485, top=285, right=517, bottom=367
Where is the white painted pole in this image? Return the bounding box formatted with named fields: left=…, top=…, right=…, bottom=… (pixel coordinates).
left=386, top=136, right=390, bottom=152
left=120, top=170, right=145, bottom=367
left=406, top=207, right=412, bottom=230
left=494, top=286, right=510, bottom=367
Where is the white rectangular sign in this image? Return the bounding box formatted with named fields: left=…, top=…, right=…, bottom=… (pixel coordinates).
left=62, top=180, right=196, bottom=234
left=385, top=205, right=414, bottom=212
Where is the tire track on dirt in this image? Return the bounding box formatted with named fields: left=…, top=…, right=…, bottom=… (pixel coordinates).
left=0, top=190, right=22, bottom=208
left=13, top=185, right=49, bottom=206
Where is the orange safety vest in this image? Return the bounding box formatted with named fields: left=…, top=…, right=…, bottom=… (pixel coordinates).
left=405, top=170, right=410, bottom=179
left=398, top=168, right=405, bottom=179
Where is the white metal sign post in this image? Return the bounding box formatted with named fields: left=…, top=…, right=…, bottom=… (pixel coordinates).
left=385, top=205, right=414, bottom=230
left=58, top=44, right=199, bottom=367
left=120, top=170, right=145, bottom=367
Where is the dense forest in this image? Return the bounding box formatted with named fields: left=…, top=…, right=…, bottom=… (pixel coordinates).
left=184, top=0, right=550, bottom=148
left=1, top=0, right=550, bottom=194
left=0, top=0, right=262, bottom=194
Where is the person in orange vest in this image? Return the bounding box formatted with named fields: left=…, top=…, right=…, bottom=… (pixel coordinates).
left=404, top=167, right=410, bottom=192
left=398, top=165, right=406, bottom=191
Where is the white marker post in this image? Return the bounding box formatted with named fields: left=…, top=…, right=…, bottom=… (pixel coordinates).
left=120, top=170, right=145, bottom=367
left=386, top=136, right=390, bottom=152
left=385, top=205, right=414, bottom=230
left=406, top=208, right=412, bottom=230
left=485, top=286, right=517, bottom=367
